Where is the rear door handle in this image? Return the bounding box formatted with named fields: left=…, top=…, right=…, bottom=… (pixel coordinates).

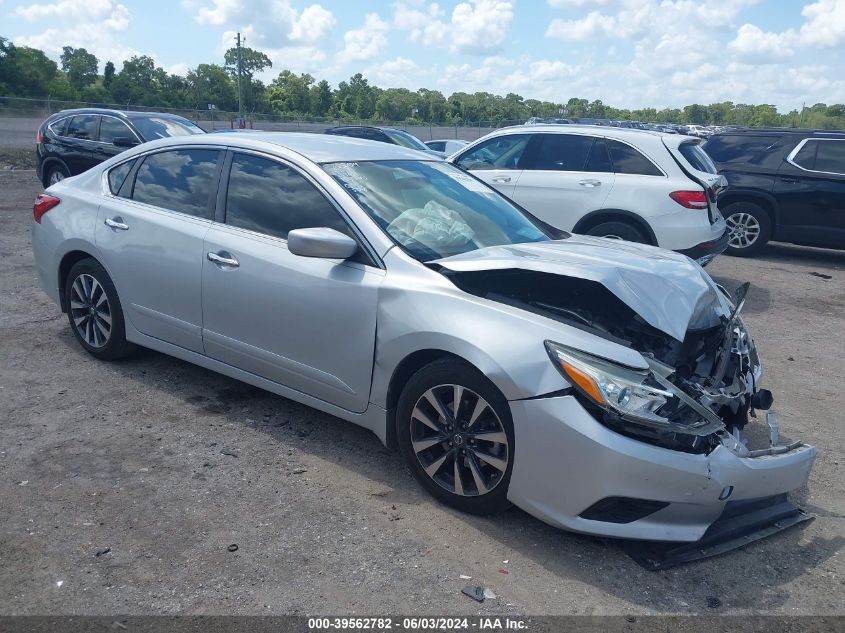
left=579, top=179, right=602, bottom=188
left=779, top=177, right=799, bottom=184
left=207, top=251, right=240, bottom=268
left=104, top=217, right=129, bottom=230
left=491, top=176, right=511, bottom=183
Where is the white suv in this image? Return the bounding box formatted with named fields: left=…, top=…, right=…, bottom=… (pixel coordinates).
left=449, top=125, right=729, bottom=265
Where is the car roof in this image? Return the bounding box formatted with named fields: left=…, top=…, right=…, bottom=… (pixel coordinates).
left=492, top=123, right=695, bottom=142
left=328, top=125, right=405, bottom=133
left=711, top=127, right=845, bottom=137
left=48, top=108, right=191, bottom=121
left=144, top=131, right=434, bottom=163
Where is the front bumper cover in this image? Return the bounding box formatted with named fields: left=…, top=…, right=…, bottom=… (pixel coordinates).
left=507, top=395, right=816, bottom=543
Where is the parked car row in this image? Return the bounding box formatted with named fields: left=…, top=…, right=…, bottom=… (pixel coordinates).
left=35, top=108, right=844, bottom=259
left=31, top=132, right=815, bottom=557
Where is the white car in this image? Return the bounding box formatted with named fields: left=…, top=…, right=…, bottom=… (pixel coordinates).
left=449, top=125, right=729, bottom=265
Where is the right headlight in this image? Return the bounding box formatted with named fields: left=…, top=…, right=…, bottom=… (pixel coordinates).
left=545, top=341, right=673, bottom=426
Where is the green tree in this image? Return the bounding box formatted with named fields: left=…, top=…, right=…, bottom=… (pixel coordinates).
left=309, top=79, right=333, bottom=116
left=0, top=42, right=59, bottom=97
left=110, top=56, right=164, bottom=105
left=60, top=46, right=98, bottom=92
left=224, top=46, right=272, bottom=112
left=268, top=70, right=314, bottom=114
left=103, top=61, right=115, bottom=89
left=187, top=64, right=237, bottom=111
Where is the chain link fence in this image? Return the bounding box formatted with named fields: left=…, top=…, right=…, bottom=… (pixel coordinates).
left=0, top=95, right=526, bottom=143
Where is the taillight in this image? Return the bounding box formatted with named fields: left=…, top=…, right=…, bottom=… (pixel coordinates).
left=36, top=128, right=43, bottom=144
left=33, top=194, right=61, bottom=223
left=669, top=190, right=708, bottom=209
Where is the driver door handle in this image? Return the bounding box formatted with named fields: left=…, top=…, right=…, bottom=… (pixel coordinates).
left=578, top=179, right=602, bottom=188
left=207, top=251, right=240, bottom=268
left=491, top=176, right=511, bottom=183
left=104, top=217, right=129, bottom=230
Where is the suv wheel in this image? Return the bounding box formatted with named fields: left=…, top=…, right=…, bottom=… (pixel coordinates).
left=585, top=221, right=647, bottom=244
left=396, top=358, right=514, bottom=515
left=723, top=202, right=772, bottom=257
left=45, top=164, right=69, bottom=188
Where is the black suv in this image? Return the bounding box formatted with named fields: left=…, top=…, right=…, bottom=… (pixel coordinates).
left=704, top=128, right=845, bottom=256
left=36, top=108, right=205, bottom=187
left=324, top=125, right=445, bottom=157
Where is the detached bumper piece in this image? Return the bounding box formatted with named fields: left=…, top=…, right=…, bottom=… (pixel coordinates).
left=622, top=494, right=813, bottom=570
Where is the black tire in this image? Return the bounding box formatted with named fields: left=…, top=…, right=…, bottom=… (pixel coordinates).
left=723, top=201, right=772, bottom=257
left=44, top=163, right=69, bottom=188
left=64, top=258, right=133, bottom=360
left=585, top=220, right=648, bottom=244
left=396, top=358, right=514, bottom=515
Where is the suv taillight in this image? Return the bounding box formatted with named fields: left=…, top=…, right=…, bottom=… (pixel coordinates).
left=669, top=190, right=708, bottom=209
left=36, top=128, right=43, bottom=144
left=33, top=194, right=61, bottom=223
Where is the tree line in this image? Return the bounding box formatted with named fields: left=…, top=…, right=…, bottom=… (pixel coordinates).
left=2, top=36, right=844, bottom=129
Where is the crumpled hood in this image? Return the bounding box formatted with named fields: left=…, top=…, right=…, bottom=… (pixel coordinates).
left=433, top=235, right=731, bottom=341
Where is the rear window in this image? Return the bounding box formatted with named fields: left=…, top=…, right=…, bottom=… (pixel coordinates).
left=531, top=134, right=594, bottom=171
left=679, top=142, right=717, bottom=174
left=131, top=149, right=220, bottom=217
left=704, top=134, right=781, bottom=165
left=814, top=140, right=845, bottom=175
left=66, top=115, right=99, bottom=141
left=607, top=139, right=663, bottom=176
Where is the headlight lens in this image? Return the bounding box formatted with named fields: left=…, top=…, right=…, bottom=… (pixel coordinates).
left=545, top=341, right=673, bottom=425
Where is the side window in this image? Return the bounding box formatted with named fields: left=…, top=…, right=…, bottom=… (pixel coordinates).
left=584, top=137, right=613, bottom=172
left=131, top=149, right=220, bottom=217
left=65, top=115, right=99, bottom=141
left=107, top=159, right=136, bottom=195
left=607, top=139, right=663, bottom=176
left=225, top=153, right=353, bottom=241
left=455, top=134, right=530, bottom=170
left=99, top=117, right=136, bottom=144
left=427, top=141, right=445, bottom=152
left=531, top=134, right=595, bottom=171
left=813, top=140, right=845, bottom=175
left=790, top=140, right=818, bottom=170
left=47, top=118, right=69, bottom=136
left=704, top=135, right=780, bottom=165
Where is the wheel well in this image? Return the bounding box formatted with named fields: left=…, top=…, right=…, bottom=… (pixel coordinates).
left=383, top=349, right=462, bottom=450
left=40, top=158, right=69, bottom=185
left=58, top=250, right=96, bottom=312
left=718, top=194, right=776, bottom=227
left=572, top=211, right=657, bottom=246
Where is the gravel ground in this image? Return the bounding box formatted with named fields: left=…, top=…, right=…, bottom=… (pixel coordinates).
left=0, top=170, right=843, bottom=616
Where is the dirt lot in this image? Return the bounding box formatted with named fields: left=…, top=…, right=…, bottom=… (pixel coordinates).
left=0, top=170, right=843, bottom=616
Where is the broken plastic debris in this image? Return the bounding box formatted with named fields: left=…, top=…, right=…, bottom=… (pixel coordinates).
left=502, top=559, right=509, bottom=564
left=227, top=544, right=239, bottom=552
left=483, top=588, right=497, bottom=600
left=459, top=574, right=472, bottom=580
left=498, top=568, right=509, bottom=575
left=56, top=581, right=63, bottom=588
left=220, top=448, right=239, bottom=458
left=95, top=547, right=111, bottom=557
left=18, top=481, right=28, bottom=486
left=292, top=467, right=307, bottom=474
left=461, top=585, right=485, bottom=603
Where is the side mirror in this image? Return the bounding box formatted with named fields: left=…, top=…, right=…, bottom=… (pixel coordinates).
left=287, top=227, right=358, bottom=259
left=113, top=136, right=139, bottom=148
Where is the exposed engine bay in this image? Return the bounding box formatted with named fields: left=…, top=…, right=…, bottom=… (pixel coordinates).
left=443, top=268, right=774, bottom=454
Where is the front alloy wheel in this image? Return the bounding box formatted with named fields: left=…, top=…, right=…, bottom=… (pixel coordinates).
left=397, top=358, right=514, bottom=515
left=410, top=384, right=509, bottom=497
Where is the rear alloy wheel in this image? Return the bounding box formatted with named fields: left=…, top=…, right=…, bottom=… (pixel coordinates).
left=64, top=258, right=133, bottom=360
left=45, top=164, right=69, bottom=187
left=397, top=359, right=514, bottom=515
left=585, top=220, right=648, bottom=244
left=723, top=202, right=771, bottom=257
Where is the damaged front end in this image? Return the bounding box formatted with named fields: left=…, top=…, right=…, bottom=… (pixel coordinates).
left=444, top=267, right=779, bottom=455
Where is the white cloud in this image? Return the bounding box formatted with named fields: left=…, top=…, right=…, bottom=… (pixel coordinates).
left=339, top=13, right=390, bottom=62
left=798, top=0, right=845, bottom=47
left=729, top=23, right=794, bottom=61
left=364, top=56, right=425, bottom=88
left=290, top=4, right=336, bottom=42
left=393, top=0, right=514, bottom=54
left=546, top=10, right=615, bottom=40
left=12, top=0, right=136, bottom=64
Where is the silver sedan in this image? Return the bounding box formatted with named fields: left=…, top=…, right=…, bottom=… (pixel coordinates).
left=31, top=133, right=815, bottom=553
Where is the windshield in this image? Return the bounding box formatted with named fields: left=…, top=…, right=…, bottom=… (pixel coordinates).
left=322, top=160, right=550, bottom=261
left=130, top=117, right=205, bottom=141
left=384, top=129, right=429, bottom=151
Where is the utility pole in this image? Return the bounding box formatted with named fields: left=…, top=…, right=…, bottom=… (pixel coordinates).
left=235, top=32, right=244, bottom=125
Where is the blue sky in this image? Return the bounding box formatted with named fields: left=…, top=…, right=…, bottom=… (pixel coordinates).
left=6, top=0, right=845, bottom=111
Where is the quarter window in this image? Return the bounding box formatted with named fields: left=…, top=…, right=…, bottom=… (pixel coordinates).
left=108, top=159, right=136, bottom=195
left=100, top=117, right=136, bottom=144
left=791, top=140, right=818, bottom=170
left=225, top=153, right=352, bottom=240
left=65, top=115, right=99, bottom=141
left=131, top=149, right=220, bottom=217
left=607, top=139, right=663, bottom=176
left=814, top=140, right=845, bottom=175
left=47, top=118, right=69, bottom=136
left=455, top=134, right=530, bottom=170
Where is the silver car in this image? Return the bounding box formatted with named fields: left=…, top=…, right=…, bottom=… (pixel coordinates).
left=31, top=133, right=815, bottom=553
